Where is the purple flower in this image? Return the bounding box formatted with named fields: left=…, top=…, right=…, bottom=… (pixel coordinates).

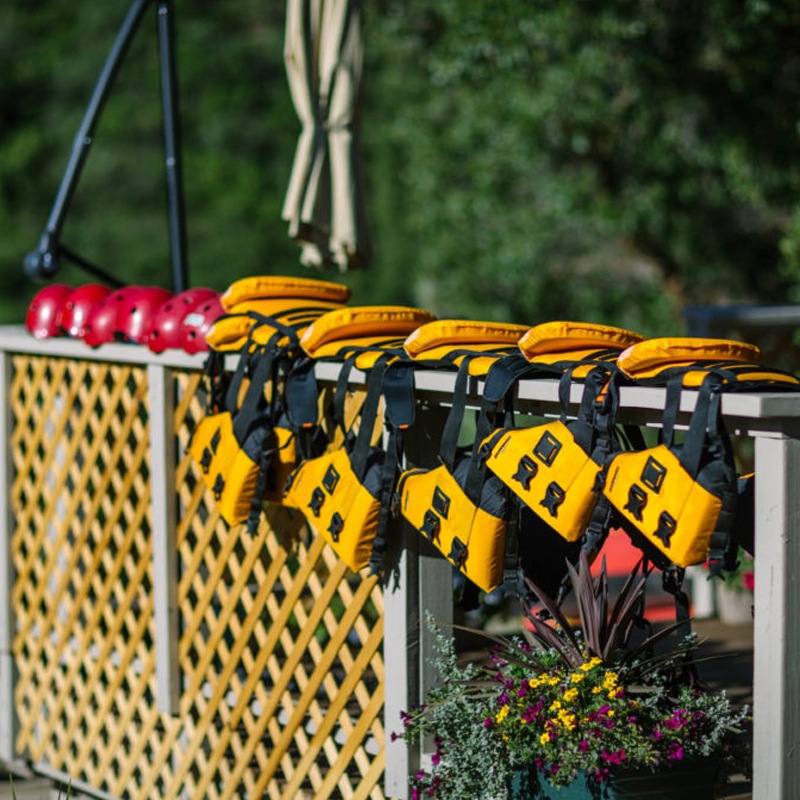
left=601, top=748, right=627, bottom=766
left=593, top=767, right=610, bottom=783
left=497, top=691, right=510, bottom=706
left=665, top=709, right=689, bottom=731
left=517, top=682, right=529, bottom=698
left=522, top=706, right=540, bottom=723
left=578, top=739, right=590, bottom=753
left=668, top=742, right=684, bottom=761
left=483, top=717, right=494, bottom=729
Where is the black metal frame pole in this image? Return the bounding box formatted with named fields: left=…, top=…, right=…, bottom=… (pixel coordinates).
left=24, top=0, right=152, bottom=284
left=156, top=0, right=189, bottom=294
left=24, top=0, right=191, bottom=293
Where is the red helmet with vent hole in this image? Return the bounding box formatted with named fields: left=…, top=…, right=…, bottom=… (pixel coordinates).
left=114, top=286, right=173, bottom=344
left=83, top=287, right=137, bottom=347
left=143, top=288, right=219, bottom=353
left=60, top=283, right=112, bottom=339
left=181, top=295, right=226, bottom=353
left=25, top=284, right=73, bottom=339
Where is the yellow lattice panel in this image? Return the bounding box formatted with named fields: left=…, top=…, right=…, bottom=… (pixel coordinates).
left=10, top=356, right=388, bottom=800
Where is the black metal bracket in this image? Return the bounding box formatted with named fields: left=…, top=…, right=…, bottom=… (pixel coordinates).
left=23, top=0, right=189, bottom=292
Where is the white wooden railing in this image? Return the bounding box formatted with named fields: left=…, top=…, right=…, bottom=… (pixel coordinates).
left=1, top=324, right=798, bottom=799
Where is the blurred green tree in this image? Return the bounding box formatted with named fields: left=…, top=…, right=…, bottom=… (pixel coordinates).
left=3, top=0, right=800, bottom=339
left=366, top=0, right=800, bottom=334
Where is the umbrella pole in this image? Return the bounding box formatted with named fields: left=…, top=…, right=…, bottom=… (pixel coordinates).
left=156, top=0, right=189, bottom=293
left=23, top=0, right=191, bottom=293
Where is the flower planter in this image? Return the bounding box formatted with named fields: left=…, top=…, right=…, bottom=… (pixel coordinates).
left=715, top=583, right=753, bottom=625
left=510, top=758, right=719, bottom=800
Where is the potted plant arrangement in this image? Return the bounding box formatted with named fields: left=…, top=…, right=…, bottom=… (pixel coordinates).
left=397, top=552, right=749, bottom=799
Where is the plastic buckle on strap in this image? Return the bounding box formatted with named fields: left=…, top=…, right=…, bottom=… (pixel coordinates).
left=540, top=482, right=565, bottom=518
left=624, top=484, right=647, bottom=520
left=328, top=512, right=344, bottom=543
left=432, top=487, right=450, bottom=519
left=448, top=537, right=468, bottom=568
left=661, top=565, right=685, bottom=596
left=420, top=510, right=440, bottom=541
left=212, top=474, right=225, bottom=500
left=654, top=511, right=677, bottom=547
left=322, top=464, right=340, bottom=494
left=308, top=487, right=325, bottom=517
left=200, top=448, right=213, bottom=474
left=512, top=454, right=538, bottom=490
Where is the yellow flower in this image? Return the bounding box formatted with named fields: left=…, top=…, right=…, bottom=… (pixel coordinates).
left=570, top=673, right=585, bottom=685
left=539, top=731, right=550, bottom=745
left=580, top=657, right=602, bottom=672
left=557, top=709, right=577, bottom=730
left=602, top=671, right=619, bottom=690
left=495, top=705, right=510, bottom=724
left=563, top=688, right=579, bottom=703
left=549, top=700, right=561, bottom=712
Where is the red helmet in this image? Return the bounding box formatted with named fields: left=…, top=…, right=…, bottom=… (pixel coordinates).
left=115, top=286, right=173, bottom=344
left=25, top=284, right=73, bottom=339
left=60, top=283, right=112, bottom=339
left=83, top=287, right=136, bottom=347
left=181, top=295, right=226, bottom=353
left=143, top=287, right=219, bottom=353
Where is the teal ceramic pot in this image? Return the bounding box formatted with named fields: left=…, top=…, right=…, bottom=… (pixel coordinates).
left=509, top=758, right=719, bottom=800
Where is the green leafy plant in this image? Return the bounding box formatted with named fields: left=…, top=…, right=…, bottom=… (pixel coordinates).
left=398, top=552, right=749, bottom=797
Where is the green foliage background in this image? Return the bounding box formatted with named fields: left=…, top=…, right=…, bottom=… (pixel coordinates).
left=2, top=1, right=800, bottom=338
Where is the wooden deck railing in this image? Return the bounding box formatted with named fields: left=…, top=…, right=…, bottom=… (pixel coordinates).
left=1, top=324, right=800, bottom=800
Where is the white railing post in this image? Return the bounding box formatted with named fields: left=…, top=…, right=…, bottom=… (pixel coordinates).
left=0, top=351, right=18, bottom=765
left=148, top=363, right=180, bottom=715
left=384, top=402, right=453, bottom=799
left=752, top=426, right=800, bottom=800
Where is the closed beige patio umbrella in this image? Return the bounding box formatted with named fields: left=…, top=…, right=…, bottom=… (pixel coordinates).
left=282, top=0, right=371, bottom=271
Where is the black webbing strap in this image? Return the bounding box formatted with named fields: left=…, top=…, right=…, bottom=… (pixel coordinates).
left=285, top=356, right=320, bottom=429
left=349, top=358, right=391, bottom=482
left=368, top=360, right=417, bottom=576
left=231, top=333, right=283, bottom=444
left=662, top=564, right=693, bottom=645
left=677, top=375, right=719, bottom=480
left=438, top=358, right=475, bottom=471
left=463, top=354, right=537, bottom=505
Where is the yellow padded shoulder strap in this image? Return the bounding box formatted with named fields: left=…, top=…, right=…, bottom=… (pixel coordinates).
left=221, top=275, right=351, bottom=311
left=402, top=319, right=530, bottom=376
left=299, top=306, right=436, bottom=358
left=204, top=298, right=348, bottom=352
left=617, top=337, right=762, bottom=380
left=403, top=319, right=530, bottom=358
left=518, top=321, right=644, bottom=359
left=204, top=314, right=255, bottom=352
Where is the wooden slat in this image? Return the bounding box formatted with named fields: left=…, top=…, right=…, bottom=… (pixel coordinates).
left=14, top=402, right=151, bottom=752
left=7, top=352, right=387, bottom=800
